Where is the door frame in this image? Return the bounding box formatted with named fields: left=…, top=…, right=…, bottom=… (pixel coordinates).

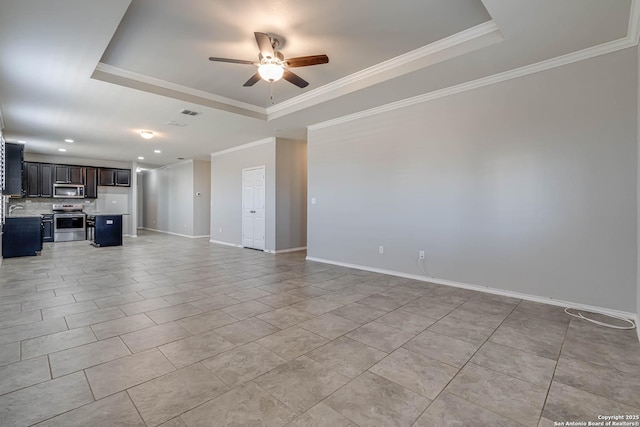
left=241, top=165, right=266, bottom=250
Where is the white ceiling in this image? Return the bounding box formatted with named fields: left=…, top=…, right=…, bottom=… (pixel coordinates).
left=0, top=0, right=634, bottom=167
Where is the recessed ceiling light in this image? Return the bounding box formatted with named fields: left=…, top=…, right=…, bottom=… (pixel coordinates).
left=154, top=150, right=161, bottom=154
left=137, top=156, right=144, bottom=160
left=17, top=140, right=26, bottom=144
left=140, top=130, right=154, bottom=139
left=64, top=139, right=74, bottom=143
left=58, top=148, right=67, bottom=152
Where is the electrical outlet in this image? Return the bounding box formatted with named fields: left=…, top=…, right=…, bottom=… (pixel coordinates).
left=311, top=198, right=317, bottom=205
left=419, top=251, right=425, bottom=259
left=379, top=246, right=384, bottom=254
left=219, top=227, right=222, bottom=233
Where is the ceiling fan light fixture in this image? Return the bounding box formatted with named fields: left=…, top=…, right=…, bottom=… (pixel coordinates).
left=258, top=63, right=284, bottom=82
left=140, top=130, right=154, bottom=140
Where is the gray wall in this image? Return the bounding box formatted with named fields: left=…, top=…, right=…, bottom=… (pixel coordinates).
left=308, top=47, right=638, bottom=313
left=142, top=160, right=196, bottom=236
left=210, top=139, right=277, bottom=250
left=193, top=160, right=211, bottom=237
left=276, top=138, right=307, bottom=250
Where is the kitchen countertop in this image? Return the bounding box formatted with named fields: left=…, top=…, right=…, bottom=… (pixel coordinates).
left=7, top=213, right=46, bottom=218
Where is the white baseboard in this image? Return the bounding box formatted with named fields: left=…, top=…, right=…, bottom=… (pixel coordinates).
left=209, top=239, right=243, bottom=248
left=140, top=227, right=208, bottom=239
left=305, top=256, right=637, bottom=321
left=264, top=246, right=307, bottom=254
left=637, top=314, right=640, bottom=343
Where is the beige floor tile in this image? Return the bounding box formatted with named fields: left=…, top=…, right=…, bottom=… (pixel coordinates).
left=306, top=336, right=386, bottom=378
left=254, top=356, right=349, bottom=413
left=65, top=306, right=126, bottom=329
left=214, top=317, right=280, bottom=345
left=176, top=310, right=237, bottom=334
left=471, top=341, right=557, bottom=388
left=159, top=330, right=235, bottom=368
left=298, top=313, right=360, bottom=340
left=0, top=371, right=93, bottom=426
left=181, top=381, right=296, bottom=427
left=376, top=310, right=436, bottom=334
left=202, top=342, right=286, bottom=388
left=542, top=381, right=639, bottom=425
left=370, top=348, right=458, bottom=399
left=346, top=321, right=414, bottom=353
left=120, top=297, right=173, bottom=316
left=400, top=297, right=458, bottom=320
left=121, top=322, right=190, bottom=353
left=188, top=294, right=240, bottom=312
left=226, top=287, right=272, bottom=301
left=49, top=337, right=131, bottom=377
left=41, top=301, right=98, bottom=319
left=325, top=371, right=430, bottom=426
left=446, top=363, right=547, bottom=427
left=34, top=391, right=144, bottom=427
left=414, top=391, right=521, bottom=427
left=162, top=290, right=209, bottom=305
left=257, top=292, right=307, bottom=308
left=287, top=402, right=357, bottom=427
left=554, top=356, right=640, bottom=408
left=257, top=306, right=315, bottom=329
left=329, top=303, right=387, bottom=323
left=21, top=326, right=96, bottom=359
left=85, top=348, right=175, bottom=399
left=0, top=342, right=20, bottom=367
left=256, top=327, right=328, bottom=360
left=91, top=313, right=155, bottom=340
left=22, top=295, right=76, bottom=311
left=292, top=297, right=343, bottom=315
left=158, top=418, right=187, bottom=427
left=0, top=318, right=68, bottom=345
left=221, top=300, right=273, bottom=320
left=0, top=356, right=50, bottom=395
left=404, top=330, right=479, bottom=368
left=427, top=314, right=496, bottom=345
left=146, top=303, right=203, bottom=324
left=128, top=363, right=229, bottom=426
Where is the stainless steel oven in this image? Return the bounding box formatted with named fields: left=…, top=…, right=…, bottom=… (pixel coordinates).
left=52, top=204, right=86, bottom=242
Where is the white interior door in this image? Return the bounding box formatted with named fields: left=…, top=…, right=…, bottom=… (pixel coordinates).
left=242, top=166, right=265, bottom=250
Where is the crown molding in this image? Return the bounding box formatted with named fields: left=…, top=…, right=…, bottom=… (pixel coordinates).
left=92, top=63, right=267, bottom=120
left=309, top=34, right=639, bottom=132
left=210, top=137, right=275, bottom=157
left=267, top=21, right=503, bottom=120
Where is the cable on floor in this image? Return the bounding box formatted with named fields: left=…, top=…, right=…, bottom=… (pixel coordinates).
left=564, top=307, right=636, bottom=330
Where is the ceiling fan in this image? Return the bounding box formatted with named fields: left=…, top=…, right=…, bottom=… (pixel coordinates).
left=209, top=32, right=329, bottom=88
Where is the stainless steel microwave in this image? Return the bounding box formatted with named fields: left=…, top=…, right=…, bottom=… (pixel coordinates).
left=53, top=184, right=85, bottom=198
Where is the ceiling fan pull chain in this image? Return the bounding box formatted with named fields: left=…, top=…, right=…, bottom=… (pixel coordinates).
left=270, top=81, right=275, bottom=105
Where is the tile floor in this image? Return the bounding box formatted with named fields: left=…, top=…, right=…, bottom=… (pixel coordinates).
left=0, top=230, right=639, bottom=426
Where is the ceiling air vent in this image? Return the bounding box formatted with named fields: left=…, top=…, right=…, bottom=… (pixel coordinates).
left=179, top=109, right=201, bottom=116
left=166, top=121, right=187, bottom=127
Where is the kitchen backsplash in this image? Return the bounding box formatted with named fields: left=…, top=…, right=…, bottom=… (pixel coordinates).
left=7, top=198, right=98, bottom=214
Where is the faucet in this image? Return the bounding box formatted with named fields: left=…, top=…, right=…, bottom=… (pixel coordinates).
left=9, top=204, right=24, bottom=215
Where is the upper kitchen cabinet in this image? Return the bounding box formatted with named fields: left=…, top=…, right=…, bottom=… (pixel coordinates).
left=98, top=168, right=130, bottom=187
left=84, top=167, right=98, bottom=198
left=3, top=142, right=24, bottom=196
left=23, top=162, right=53, bottom=197
left=54, top=164, right=83, bottom=184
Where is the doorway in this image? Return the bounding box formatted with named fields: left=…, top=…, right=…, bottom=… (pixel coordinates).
left=242, top=166, right=265, bottom=250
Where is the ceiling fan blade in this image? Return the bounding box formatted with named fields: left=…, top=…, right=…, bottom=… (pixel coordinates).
left=254, top=32, right=275, bottom=59
left=243, top=73, right=262, bottom=87
left=285, top=55, right=329, bottom=68
left=209, top=57, right=255, bottom=65
left=283, top=69, right=309, bottom=88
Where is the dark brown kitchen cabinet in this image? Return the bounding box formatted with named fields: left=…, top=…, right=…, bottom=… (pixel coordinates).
left=84, top=167, right=98, bottom=198
left=98, top=168, right=115, bottom=186
left=98, top=168, right=130, bottom=187
left=115, top=169, right=130, bottom=186
left=3, top=142, right=24, bottom=196
left=23, top=162, right=53, bottom=197
left=54, top=165, right=83, bottom=184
